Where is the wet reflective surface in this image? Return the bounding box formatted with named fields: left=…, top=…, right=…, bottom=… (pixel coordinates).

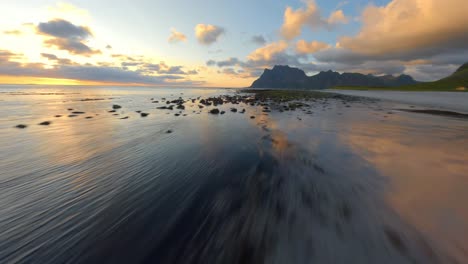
left=0, top=86, right=467, bottom=263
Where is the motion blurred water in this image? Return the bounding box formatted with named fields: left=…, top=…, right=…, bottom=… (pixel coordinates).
left=0, top=85, right=467, bottom=263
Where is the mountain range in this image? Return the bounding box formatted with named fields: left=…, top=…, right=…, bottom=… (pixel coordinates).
left=250, top=65, right=419, bottom=89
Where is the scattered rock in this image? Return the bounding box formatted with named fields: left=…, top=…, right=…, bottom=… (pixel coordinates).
left=109, top=110, right=116, bottom=113
left=220, top=111, right=226, bottom=115
left=112, top=104, right=122, bottom=109
left=136, top=110, right=142, bottom=113
left=166, top=130, right=173, bottom=133
left=85, top=116, right=93, bottom=119
left=210, top=108, right=220, bottom=114
left=140, top=113, right=149, bottom=117
left=15, top=124, right=27, bottom=129
left=68, top=115, right=78, bottom=118
left=250, top=116, right=255, bottom=119
left=71, top=111, right=85, bottom=114
left=175, top=113, right=180, bottom=116
left=176, top=104, right=185, bottom=110
left=67, top=108, right=73, bottom=111
left=55, top=115, right=62, bottom=117
left=38, top=121, right=51, bottom=126
left=120, top=116, right=129, bottom=119
left=230, top=108, right=237, bottom=112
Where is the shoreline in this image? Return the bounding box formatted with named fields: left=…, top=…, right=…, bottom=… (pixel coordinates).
left=322, top=89, right=468, bottom=113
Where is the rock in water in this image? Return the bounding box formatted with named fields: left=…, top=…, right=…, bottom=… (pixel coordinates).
left=15, top=124, right=27, bottom=129
left=210, top=108, right=220, bottom=114
left=112, top=104, right=122, bottom=109
left=38, top=121, right=51, bottom=126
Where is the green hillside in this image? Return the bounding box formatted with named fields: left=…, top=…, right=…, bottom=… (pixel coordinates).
left=332, top=63, right=468, bottom=92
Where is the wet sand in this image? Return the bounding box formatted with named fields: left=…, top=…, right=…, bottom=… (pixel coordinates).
left=0, top=86, right=467, bottom=263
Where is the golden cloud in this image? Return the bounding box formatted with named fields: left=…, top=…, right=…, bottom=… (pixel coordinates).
left=247, top=41, right=288, bottom=61
left=296, top=40, right=330, bottom=54
left=338, top=0, right=468, bottom=56
left=195, top=24, right=225, bottom=45
left=280, top=0, right=349, bottom=40
left=168, top=28, right=187, bottom=44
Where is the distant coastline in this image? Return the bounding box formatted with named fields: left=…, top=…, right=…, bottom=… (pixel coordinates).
left=250, top=63, right=468, bottom=92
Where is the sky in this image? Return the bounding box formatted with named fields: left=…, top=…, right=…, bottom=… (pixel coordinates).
left=0, top=0, right=467, bottom=87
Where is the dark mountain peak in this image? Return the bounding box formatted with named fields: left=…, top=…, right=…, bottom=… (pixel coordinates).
left=250, top=65, right=418, bottom=89
left=250, top=65, right=307, bottom=89
left=397, top=74, right=416, bottom=82
left=269, top=65, right=307, bottom=76
left=272, top=65, right=292, bottom=70
left=317, top=70, right=340, bottom=77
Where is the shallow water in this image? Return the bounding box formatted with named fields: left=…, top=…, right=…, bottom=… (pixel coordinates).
left=0, top=86, right=467, bottom=263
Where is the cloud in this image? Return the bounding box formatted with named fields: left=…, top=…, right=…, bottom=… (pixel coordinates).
left=280, top=0, right=349, bottom=40
left=41, top=53, right=74, bottom=65
left=121, top=61, right=142, bottom=67
left=247, top=41, right=288, bottom=61
left=3, top=30, right=22, bottom=35
left=296, top=40, right=329, bottom=54
left=44, top=38, right=101, bottom=56
left=159, top=66, right=186, bottom=75
left=207, top=40, right=319, bottom=77
left=37, top=19, right=92, bottom=39
left=40, top=53, right=59, bottom=60
left=0, top=49, right=201, bottom=85
left=251, top=35, right=267, bottom=45
left=327, top=10, right=348, bottom=24
left=336, top=0, right=468, bottom=59
left=106, top=45, right=112, bottom=49
left=36, top=19, right=100, bottom=56
left=195, top=24, right=225, bottom=45
left=0, top=50, right=22, bottom=61
left=216, top=57, right=241, bottom=67
left=404, top=64, right=459, bottom=81
left=135, top=62, right=198, bottom=76
left=111, top=54, right=140, bottom=61
left=168, top=28, right=187, bottom=43
left=305, top=0, right=468, bottom=81
left=206, top=60, right=216, bottom=66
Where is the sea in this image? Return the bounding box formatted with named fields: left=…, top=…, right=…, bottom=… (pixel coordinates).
left=0, top=85, right=467, bottom=263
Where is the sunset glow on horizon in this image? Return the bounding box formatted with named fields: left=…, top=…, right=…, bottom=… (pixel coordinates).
left=1, top=0, right=468, bottom=87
